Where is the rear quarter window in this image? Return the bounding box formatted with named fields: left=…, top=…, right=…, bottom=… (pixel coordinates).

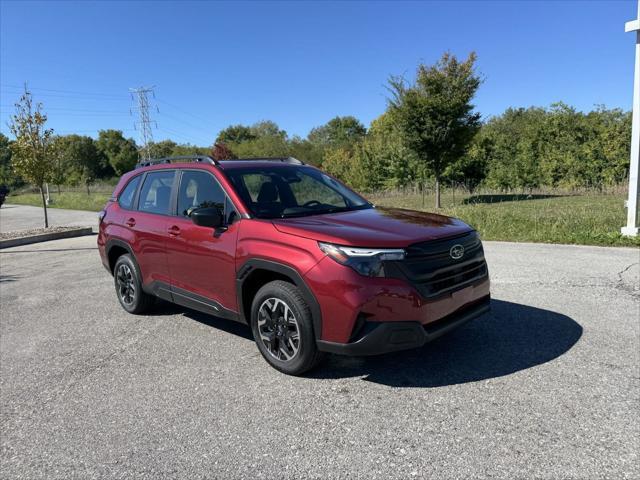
left=118, top=175, right=141, bottom=210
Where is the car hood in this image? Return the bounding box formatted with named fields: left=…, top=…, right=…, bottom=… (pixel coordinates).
left=271, top=207, right=473, bottom=248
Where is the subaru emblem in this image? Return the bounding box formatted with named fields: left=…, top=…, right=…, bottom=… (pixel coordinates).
left=450, top=244, right=464, bottom=260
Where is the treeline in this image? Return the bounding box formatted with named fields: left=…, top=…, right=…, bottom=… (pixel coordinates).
left=1, top=54, right=631, bottom=197
left=1, top=106, right=630, bottom=195
left=213, top=105, right=631, bottom=193
left=0, top=129, right=210, bottom=191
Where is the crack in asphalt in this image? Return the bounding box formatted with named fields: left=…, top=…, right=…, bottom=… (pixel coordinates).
left=617, top=262, right=639, bottom=279
left=615, top=262, right=640, bottom=297
left=493, top=262, right=639, bottom=298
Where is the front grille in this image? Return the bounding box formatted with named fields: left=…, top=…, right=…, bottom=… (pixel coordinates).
left=385, top=231, right=488, bottom=299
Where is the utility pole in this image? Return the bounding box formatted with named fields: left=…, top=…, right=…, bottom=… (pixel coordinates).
left=130, top=86, right=157, bottom=162
left=623, top=2, right=640, bottom=237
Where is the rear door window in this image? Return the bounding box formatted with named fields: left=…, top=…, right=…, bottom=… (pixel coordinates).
left=138, top=170, right=176, bottom=215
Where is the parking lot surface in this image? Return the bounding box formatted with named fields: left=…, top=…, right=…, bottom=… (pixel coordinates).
left=0, top=235, right=638, bottom=479
left=0, top=204, right=98, bottom=233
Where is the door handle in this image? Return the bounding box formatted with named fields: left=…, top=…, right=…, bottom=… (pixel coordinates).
left=168, top=225, right=181, bottom=236
left=125, top=218, right=136, bottom=227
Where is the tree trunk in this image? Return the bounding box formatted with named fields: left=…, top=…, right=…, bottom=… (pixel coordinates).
left=57, top=184, right=61, bottom=195
left=421, top=182, right=425, bottom=207
left=39, top=186, right=49, bottom=228
left=435, top=176, right=441, bottom=209
left=86, top=184, right=90, bottom=195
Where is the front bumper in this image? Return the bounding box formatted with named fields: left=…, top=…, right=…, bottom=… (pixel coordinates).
left=316, top=296, right=490, bottom=356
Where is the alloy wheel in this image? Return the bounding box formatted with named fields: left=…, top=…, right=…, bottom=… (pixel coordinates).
left=116, top=263, right=136, bottom=306
left=257, top=297, right=301, bottom=361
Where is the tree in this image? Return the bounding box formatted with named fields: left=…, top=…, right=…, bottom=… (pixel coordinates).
left=322, top=147, right=357, bottom=185
left=96, top=130, right=138, bottom=175
left=231, top=134, right=290, bottom=158
left=9, top=87, right=56, bottom=227
left=171, top=144, right=210, bottom=156
left=250, top=120, right=287, bottom=139
left=211, top=142, right=236, bottom=160
left=478, top=104, right=632, bottom=191
left=148, top=139, right=178, bottom=159
left=480, top=107, right=546, bottom=191
left=53, top=135, right=105, bottom=193
left=388, top=52, right=482, bottom=208
left=321, top=142, right=386, bottom=192
left=588, top=107, right=631, bottom=186
left=215, top=125, right=256, bottom=144
left=219, top=120, right=291, bottom=158
left=366, top=112, right=419, bottom=189
left=288, top=136, right=324, bottom=165
left=0, top=133, right=17, bottom=188
left=308, top=116, right=366, bottom=148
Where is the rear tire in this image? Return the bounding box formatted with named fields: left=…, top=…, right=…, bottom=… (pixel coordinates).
left=113, top=254, right=154, bottom=314
left=250, top=280, right=323, bottom=375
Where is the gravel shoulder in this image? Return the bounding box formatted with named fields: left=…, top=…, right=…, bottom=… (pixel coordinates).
left=0, top=236, right=638, bottom=479
left=0, top=226, right=84, bottom=240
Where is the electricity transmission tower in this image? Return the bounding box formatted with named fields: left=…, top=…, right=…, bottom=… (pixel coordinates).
left=129, top=86, right=157, bottom=161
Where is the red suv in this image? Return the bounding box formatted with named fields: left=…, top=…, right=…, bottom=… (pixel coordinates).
left=98, top=156, right=490, bottom=374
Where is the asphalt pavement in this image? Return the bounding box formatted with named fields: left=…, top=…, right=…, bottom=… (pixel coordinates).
left=0, top=235, right=638, bottom=479
left=0, top=204, right=99, bottom=233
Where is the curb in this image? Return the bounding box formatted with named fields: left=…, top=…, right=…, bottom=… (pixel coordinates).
left=0, top=227, right=95, bottom=249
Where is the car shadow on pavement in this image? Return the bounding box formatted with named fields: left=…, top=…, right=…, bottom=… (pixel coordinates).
left=310, top=299, right=583, bottom=388
left=150, top=300, right=254, bottom=341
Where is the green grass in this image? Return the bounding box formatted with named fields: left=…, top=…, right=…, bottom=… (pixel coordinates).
left=7, top=190, right=640, bottom=247
left=7, top=192, right=111, bottom=212
left=369, top=192, right=640, bottom=247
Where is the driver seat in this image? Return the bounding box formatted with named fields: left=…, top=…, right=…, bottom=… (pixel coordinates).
left=256, top=181, right=281, bottom=215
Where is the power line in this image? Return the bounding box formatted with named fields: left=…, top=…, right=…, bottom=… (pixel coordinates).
left=157, top=126, right=210, bottom=146
left=156, top=98, right=213, bottom=125
left=0, top=91, right=127, bottom=102
left=55, top=129, right=137, bottom=135
left=1, top=83, right=126, bottom=99
left=156, top=109, right=214, bottom=137
left=0, top=104, right=129, bottom=114
left=130, top=86, right=157, bottom=161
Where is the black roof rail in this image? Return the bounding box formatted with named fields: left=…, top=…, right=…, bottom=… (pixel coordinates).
left=232, top=157, right=305, bottom=165
left=135, top=155, right=217, bottom=169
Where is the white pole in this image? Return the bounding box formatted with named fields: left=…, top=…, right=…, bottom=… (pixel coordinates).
left=622, top=1, right=640, bottom=236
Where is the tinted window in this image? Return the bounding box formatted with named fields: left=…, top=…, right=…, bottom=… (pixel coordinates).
left=138, top=170, right=175, bottom=215
left=226, top=166, right=370, bottom=219
left=178, top=170, right=225, bottom=218
left=118, top=175, right=141, bottom=210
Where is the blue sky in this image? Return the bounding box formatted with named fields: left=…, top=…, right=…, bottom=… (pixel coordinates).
left=0, top=0, right=636, bottom=146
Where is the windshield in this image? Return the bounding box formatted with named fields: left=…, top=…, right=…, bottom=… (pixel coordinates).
left=224, top=166, right=372, bottom=219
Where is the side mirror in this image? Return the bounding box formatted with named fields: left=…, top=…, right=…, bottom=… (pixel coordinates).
left=191, top=207, right=223, bottom=228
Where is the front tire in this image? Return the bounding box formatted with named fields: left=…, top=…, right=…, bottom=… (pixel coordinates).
left=113, top=254, right=154, bottom=314
left=250, top=280, right=323, bottom=375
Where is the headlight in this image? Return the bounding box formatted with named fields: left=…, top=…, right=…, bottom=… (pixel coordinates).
left=318, top=242, right=405, bottom=277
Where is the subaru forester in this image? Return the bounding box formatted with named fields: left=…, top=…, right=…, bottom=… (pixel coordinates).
left=97, top=156, right=490, bottom=375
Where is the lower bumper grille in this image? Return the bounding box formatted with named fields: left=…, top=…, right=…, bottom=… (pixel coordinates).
left=418, top=258, right=488, bottom=298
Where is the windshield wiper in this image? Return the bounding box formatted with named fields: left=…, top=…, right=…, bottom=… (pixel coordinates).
left=280, top=204, right=372, bottom=218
